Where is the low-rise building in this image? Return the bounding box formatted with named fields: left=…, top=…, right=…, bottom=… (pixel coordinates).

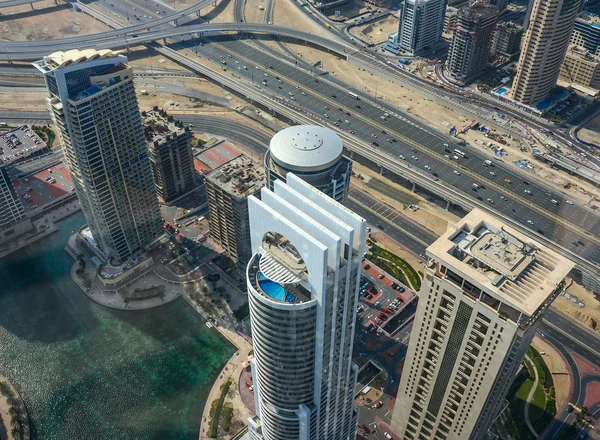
left=0, top=163, right=32, bottom=245
left=560, top=45, right=600, bottom=91
left=142, top=108, right=196, bottom=203
left=206, top=155, right=265, bottom=271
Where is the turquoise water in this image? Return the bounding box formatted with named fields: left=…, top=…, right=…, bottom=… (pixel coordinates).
left=257, top=273, right=295, bottom=302
left=497, top=87, right=508, bottom=95
left=0, top=213, right=235, bottom=440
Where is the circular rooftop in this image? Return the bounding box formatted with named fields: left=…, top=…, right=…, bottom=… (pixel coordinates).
left=269, top=125, right=343, bottom=172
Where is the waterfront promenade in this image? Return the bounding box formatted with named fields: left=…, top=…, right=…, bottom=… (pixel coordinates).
left=0, top=376, right=30, bottom=440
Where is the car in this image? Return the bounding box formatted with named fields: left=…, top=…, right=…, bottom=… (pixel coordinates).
left=384, top=433, right=392, bottom=440
left=527, top=220, right=534, bottom=225
left=377, top=224, right=384, bottom=230
left=399, top=155, right=405, bottom=160
left=505, top=178, right=511, bottom=183
left=324, top=114, right=329, bottom=118
left=373, top=141, right=379, bottom=146
left=453, top=170, right=460, bottom=175
left=523, top=180, right=530, bottom=185
left=424, top=165, right=431, bottom=170
left=376, top=329, right=383, bottom=336
left=501, top=196, right=507, bottom=201
left=372, top=133, right=377, bottom=137
left=567, top=200, right=574, bottom=205
left=364, top=264, right=371, bottom=270
left=412, top=156, right=418, bottom=160
left=487, top=198, right=494, bottom=203
left=367, top=294, right=373, bottom=299
left=366, top=227, right=371, bottom=232
left=378, top=274, right=384, bottom=279
left=489, top=171, right=496, bottom=176
left=398, top=286, right=405, bottom=293
left=374, top=401, right=383, bottom=408
left=524, top=189, right=532, bottom=194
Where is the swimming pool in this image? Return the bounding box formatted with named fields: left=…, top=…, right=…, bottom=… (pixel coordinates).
left=257, top=273, right=296, bottom=303
left=497, top=87, right=508, bottom=95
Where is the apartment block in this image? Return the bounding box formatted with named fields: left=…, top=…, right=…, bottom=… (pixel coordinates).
left=447, top=4, right=499, bottom=83
left=491, top=22, right=524, bottom=56
left=34, top=49, right=164, bottom=261
left=391, top=209, right=574, bottom=440
left=512, top=0, right=581, bottom=105
left=560, top=45, right=600, bottom=89
left=398, top=0, right=447, bottom=54
left=571, top=12, right=600, bottom=55
left=206, top=155, right=265, bottom=271
left=246, top=173, right=365, bottom=440
left=0, top=164, right=32, bottom=245
left=142, top=108, right=196, bottom=203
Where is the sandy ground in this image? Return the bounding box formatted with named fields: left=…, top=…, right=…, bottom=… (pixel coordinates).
left=206, top=0, right=235, bottom=23
left=531, top=337, right=570, bottom=410
left=0, top=1, right=111, bottom=41
left=578, top=113, right=600, bottom=146
left=349, top=15, right=398, bottom=45
left=370, top=231, right=424, bottom=270
left=127, top=46, right=188, bottom=71
left=352, top=162, right=458, bottom=236
left=552, top=279, right=600, bottom=335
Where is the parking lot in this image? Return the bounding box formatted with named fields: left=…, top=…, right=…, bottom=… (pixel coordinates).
left=0, top=125, right=48, bottom=165
left=11, top=163, right=73, bottom=211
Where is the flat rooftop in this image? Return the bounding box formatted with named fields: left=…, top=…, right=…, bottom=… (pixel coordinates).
left=141, top=109, right=188, bottom=147
left=0, top=125, right=48, bottom=165
left=428, top=209, right=574, bottom=316
left=206, top=155, right=265, bottom=199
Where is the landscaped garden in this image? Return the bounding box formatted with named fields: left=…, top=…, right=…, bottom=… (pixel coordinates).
left=365, top=242, right=422, bottom=290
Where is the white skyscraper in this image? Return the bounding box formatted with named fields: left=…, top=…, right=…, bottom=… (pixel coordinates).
left=398, top=0, right=447, bottom=54
left=34, top=49, right=163, bottom=261
left=246, top=173, right=365, bottom=440
left=391, top=209, right=573, bottom=440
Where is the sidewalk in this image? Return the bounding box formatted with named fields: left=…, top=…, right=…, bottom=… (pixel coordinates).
left=0, top=376, right=30, bottom=440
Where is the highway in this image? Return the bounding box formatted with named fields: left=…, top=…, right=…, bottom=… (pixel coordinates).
left=185, top=36, right=600, bottom=263
left=0, top=0, right=48, bottom=8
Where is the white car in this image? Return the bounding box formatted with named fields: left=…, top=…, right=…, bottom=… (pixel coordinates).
left=399, top=155, right=405, bottom=160
left=424, top=165, right=431, bottom=170
left=453, top=170, right=460, bottom=175
left=524, top=189, right=532, bottom=194
left=489, top=171, right=496, bottom=176
left=527, top=220, right=534, bottom=225
left=566, top=200, right=574, bottom=205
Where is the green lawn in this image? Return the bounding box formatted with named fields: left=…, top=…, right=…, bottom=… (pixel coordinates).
left=529, top=382, right=546, bottom=420
left=368, top=244, right=422, bottom=290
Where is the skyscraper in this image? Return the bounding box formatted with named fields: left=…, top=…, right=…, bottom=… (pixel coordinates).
left=205, top=154, right=265, bottom=272
left=0, top=163, right=32, bottom=245
left=142, top=108, right=196, bottom=203
left=397, top=0, right=447, bottom=54
left=512, top=0, right=581, bottom=105
left=264, top=125, right=352, bottom=205
left=446, top=4, right=499, bottom=84
left=246, top=173, right=365, bottom=440
left=34, top=49, right=163, bottom=261
left=391, top=209, right=573, bottom=440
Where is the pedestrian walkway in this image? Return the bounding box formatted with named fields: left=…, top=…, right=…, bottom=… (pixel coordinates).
left=524, top=355, right=540, bottom=438
left=0, top=376, right=30, bottom=440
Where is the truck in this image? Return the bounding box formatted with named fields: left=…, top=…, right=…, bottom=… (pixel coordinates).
left=399, top=58, right=409, bottom=65
left=483, top=160, right=492, bottom=166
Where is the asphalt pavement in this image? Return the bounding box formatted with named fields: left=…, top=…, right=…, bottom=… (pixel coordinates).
left=186, top=36, right=600, bottom=267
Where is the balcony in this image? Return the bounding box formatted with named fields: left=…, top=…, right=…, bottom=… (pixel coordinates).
left=247, top=254, right=311, bottom=304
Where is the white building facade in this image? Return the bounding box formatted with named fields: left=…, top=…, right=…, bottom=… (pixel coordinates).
left=398, top=0, right=447, bottom=54
left=391, top=210, right=573, bottom=440
left=246, top=173, right=365, bottom=440
left=34, top=50, right=163, bottom=261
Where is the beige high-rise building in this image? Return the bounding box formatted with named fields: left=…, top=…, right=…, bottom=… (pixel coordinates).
left=391, top=209, right=573, bottom=440
left=512, top=0, right=581, bottom=105
left=560, top=45, right=600, bottom=90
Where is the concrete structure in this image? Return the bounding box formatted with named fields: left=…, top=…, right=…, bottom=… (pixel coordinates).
left=246, top=173, right=365, bottom=440
left=397, top=0, right=447, bottom=54
left=447, top=4, right=499, bottom=83
left=512, top=0, right=581, bottom=105
left=571, top=12, right=600, bottom=55
left=491, top=22, right=524, bottom=56
left=391, top=209, right=574, bottom=440
left=142, top=108, right=195, bottom=203
left=444, top=6, right=459, bottom=34
left=206, top=154, right=265, bottom=271
left=264, top=125, right=352, bottom=205
left=0, top=164, right=32, bottom=245
left=33, top=49, right=163, bottom=262
left=560, top=45, right=600, bottom=89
